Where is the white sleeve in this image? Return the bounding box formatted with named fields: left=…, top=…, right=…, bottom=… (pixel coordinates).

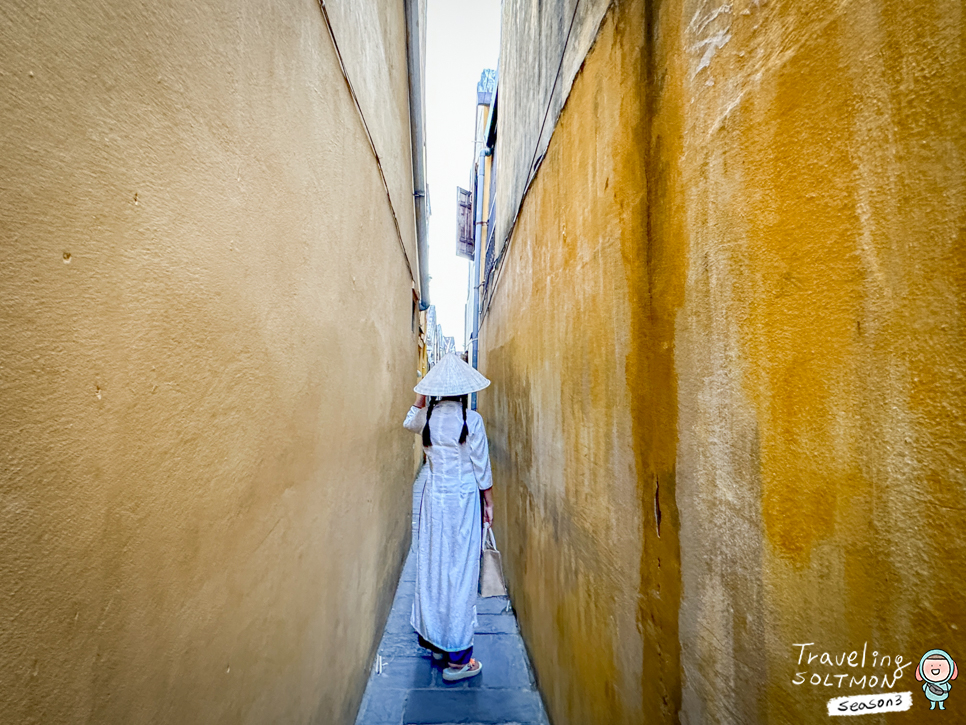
left=403, top=405, right=427, bottom=434
left=469, top=414, right=493, bottom=491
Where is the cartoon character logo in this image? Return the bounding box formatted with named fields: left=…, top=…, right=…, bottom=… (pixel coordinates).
left=917, top=649, right=958, bottom=711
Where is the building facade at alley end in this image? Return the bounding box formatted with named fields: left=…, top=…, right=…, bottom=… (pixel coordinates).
left=464, top=0, right=966, bottom=723
left=1, top=1, right=432, bottom=723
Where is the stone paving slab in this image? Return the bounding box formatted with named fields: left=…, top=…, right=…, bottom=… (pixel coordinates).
left=358, top=685, right=408, bottom=725
left=476, top=614, right=519, bottom=634
left=355, top=467, right=549, bottom=725
left=403, top=689, right=546, bottom=724
left=475, top=597, right=512, bottom=615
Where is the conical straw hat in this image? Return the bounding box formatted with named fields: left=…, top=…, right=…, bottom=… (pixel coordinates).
left=415, top=353, right=491, bottom=396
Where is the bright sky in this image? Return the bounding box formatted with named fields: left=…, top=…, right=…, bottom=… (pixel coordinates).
left=424, top=0, right=502, bottom=350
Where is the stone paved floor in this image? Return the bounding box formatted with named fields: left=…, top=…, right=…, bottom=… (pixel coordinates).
left=354, top=468, right=549, bottom=725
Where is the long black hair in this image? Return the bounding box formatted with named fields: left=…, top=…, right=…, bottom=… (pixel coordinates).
left=422, top=395, right=469, bottom=447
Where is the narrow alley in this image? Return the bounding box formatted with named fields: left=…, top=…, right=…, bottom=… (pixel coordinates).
left=1, top=0, right=963, bottom=724
left=354, top=467, right=549, bottom=725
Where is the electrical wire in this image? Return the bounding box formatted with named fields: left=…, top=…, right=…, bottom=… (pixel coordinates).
left=481, top=0, right=582, bottom=321
left=316, top=0, right=417, bottom=288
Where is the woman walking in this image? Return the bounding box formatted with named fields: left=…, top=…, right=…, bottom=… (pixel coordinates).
left=403, top=353, right=494, bottom=682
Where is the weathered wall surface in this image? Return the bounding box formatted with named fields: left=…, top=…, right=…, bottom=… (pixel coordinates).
left=0, top=1, right=419, bottom=723
left=324, top=0, right=419, bottom=272
left=481, top=2, right=678, bottom=722
left=494, top=0, right=611, bottom=252
left=483, top=0, right=965, bottom=722
left=666, top=0, right=965, bottom=722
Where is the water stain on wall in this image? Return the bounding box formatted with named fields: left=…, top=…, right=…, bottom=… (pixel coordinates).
left=487, top=0, right=964, bottom=722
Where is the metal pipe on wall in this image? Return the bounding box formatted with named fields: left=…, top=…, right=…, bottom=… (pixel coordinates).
left=405, top=0, right=431, bottom=310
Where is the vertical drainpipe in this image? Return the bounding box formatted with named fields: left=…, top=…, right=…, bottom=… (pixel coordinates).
left=405, top=0, right=431, bottom=310
left=470, top=148, right=486, bottom=410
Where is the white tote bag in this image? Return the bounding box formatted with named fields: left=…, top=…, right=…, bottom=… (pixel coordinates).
left=479, top=523, right=507, bottom=597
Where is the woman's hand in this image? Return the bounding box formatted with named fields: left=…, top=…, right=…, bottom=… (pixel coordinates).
left=414, top=393, right=427, bottom=408
left=482, top=488, right=494, bottom=526
left=483, top=501, right=494, bottom=526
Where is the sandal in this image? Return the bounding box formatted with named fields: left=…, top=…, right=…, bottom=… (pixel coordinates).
left=431, top=651, right=445, bottom=663
left=442, top=658, right=483, bottom=682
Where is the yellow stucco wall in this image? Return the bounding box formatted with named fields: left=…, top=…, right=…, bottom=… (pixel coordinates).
left=481, top=3, right=674, bottom=722
left=482, top=0, right=964, bottom=722
left=0, top=1, right=419, bottom=723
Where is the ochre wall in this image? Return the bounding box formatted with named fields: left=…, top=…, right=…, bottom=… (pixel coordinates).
left=482, top=0, right=965, bottom=722
left=494, top=0, right=612, bottom=245
left=481, top=2, right=677, bottom=722
left=0, top=1, right=419, bottom=723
